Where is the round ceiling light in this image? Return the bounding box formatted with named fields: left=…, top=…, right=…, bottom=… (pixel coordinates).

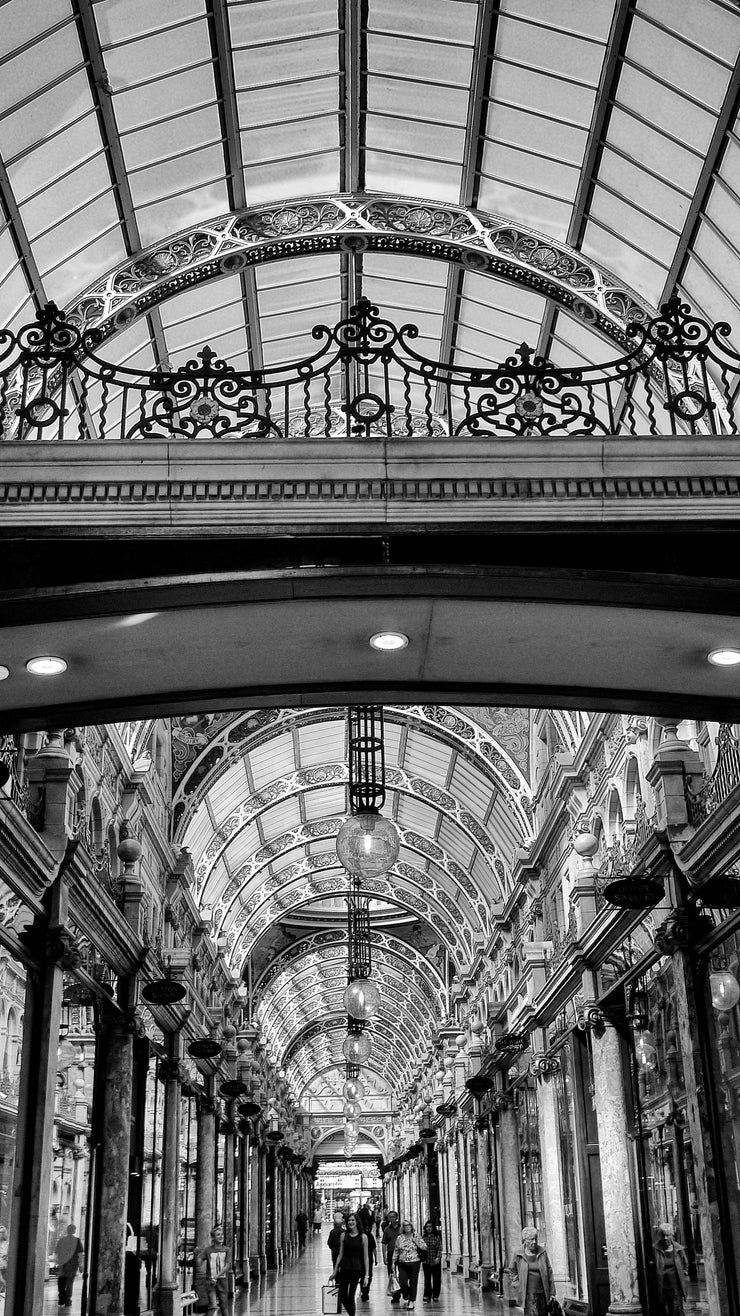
left=708, top=647, right=740, bottom=667
left=25, top=655, right=68, bottom=676
left=369, top=632, right=409, bottom=652
left=0, top=665, right=9, bottom=681
left=700, top=647, right=737, bottom=668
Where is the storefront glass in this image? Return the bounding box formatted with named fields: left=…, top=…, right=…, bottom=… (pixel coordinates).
left=142, top=1058, right=165, bottom=1308
left=516, top=1080, right=543, bottom=1228
left=0, top=914, right=25, bottom=1309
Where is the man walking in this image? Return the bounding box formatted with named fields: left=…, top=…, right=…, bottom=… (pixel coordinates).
left=381, top=1210, right=401, bottom=1305
left=196, top=1225, right=233, bottom=1315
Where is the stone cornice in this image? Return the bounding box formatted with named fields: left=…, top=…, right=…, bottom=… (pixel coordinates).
left=0, top=797, right=56, bottom=912
left=68, top=847, right=145, bottom=977
left=2, top=440, right=740, bottom=528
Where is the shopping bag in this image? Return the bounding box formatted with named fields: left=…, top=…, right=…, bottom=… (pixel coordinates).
left=322, top=1282, right=339, bottom=1313
left=387, top=1273, right=401, bottom=1296
left=547, top=1299, right=564, bottom=1316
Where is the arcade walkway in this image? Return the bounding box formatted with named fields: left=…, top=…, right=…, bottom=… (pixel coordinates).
left=233, top=1231, right=488, bottom=1316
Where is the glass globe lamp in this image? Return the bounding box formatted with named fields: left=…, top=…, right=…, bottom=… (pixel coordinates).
left=634, top=1028, right=658, bottom=1071
left=344, top=977, right=381, bottom=1021
left=710, top=967, right=740, bottom=1012
left=343, top=1100, right=360, bottom=1119
left=343, top=1032, right=372, bottom=1064
left=336, top=811, right=400, bottom=879
left=343, top=1077, right=365, bottom=1102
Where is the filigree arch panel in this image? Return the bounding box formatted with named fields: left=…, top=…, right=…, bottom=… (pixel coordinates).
left=193, top=764, right=507, bottom=918
left=63, top=195, right=655, bottom=354
left=311, top=1127, right=385, bottom=1159
left=281, top=1018, right=416, bottom=1090
left=177, top=705, right=532, bottom=891
left=223, top=857, right=474, bottom=972
left=300, top=1066, right=391, bottom=1107
left=257, top=959, right=441, bottom=1045
left=255, top=927, right=446, bottom=1007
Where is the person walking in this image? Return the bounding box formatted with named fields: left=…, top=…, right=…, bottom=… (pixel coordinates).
left=296, top=1210, right=308, bottom=1248
left=314, top=1205, right=324, bottom=1235
left=654, top=1222, right=689, bottom=1315
left=360, top=1225, right=377, bottom=1302
left=382, top=1210, right=402, bottom=1305
left=195, top=1225, right=233, bottom=1316
left=508, top=1226, right=555, bottom=1316
left=392, top=1220, right=427, bottom=1311
left=421, top=1221, right=442, bottom=1303
left=331, top=1212, right=369, bottom=1316
left=55, top=1223, right=84, bottom=1308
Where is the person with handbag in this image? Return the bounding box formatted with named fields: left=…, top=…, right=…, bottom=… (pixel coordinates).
left=508, top=1226, right=555, bottom=1316
left=392, top=1220, right=427, bottom=1311
left=331, top=1211, right=369, bottom=1316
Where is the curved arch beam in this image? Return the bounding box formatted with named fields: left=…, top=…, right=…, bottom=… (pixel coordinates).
left=194, top=765, right=507, bottom=915
left=225, top=861, right=473, bottom=971
left=311, top=1127, right=385, bottom=1157
left=258, top=971, right=441, bottom=1046
left=281, top=1017, right=418, bottom=1089
left=65, top=194, right=656, bottom=353
left=211, top=822, right=488, bottom=945
left=255, top=927, right=447, bottom=1003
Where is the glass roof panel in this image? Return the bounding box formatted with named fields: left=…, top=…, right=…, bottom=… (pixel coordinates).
left=42, top=229, right=128, bottom=305
left=243, top=152, right=339, bottom=204
left=128, top=143, right=225, bottom=207
left=0, top=70, right=93, bottom=161
left=103, top=18, right=210, bottom=83
left=0, top=23, right=82, bottom=117
left=121, top=105, right=222, bottom=171
left=7, top=114, right=102, bottom=199
left=33, top=194, right=123, bottom=274
left=113, top=63, right=218, bottom=133
left=95, top=0, right=203, bottom=45
left=227, top=0, right=337, bottom=45
left=136, top=181, right=230, bottom=246
left=17, top=156, right=112, bottom=241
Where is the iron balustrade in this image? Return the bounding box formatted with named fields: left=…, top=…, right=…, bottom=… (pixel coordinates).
left=1, top=295, right=739, bottom=443
left=685, top=724, right=740, bottom=826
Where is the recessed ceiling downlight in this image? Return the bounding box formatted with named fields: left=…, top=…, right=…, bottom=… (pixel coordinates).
left=708, top=648, right=740, bottom=667
left=0, top=665, right=9, bottom=681
left=26, top=655, right=68, bottom=676
left=369, top=632, right=409, bottom=652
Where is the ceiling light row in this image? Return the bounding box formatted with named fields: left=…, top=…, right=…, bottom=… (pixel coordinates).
left=0, top=656, right=68, bottom=681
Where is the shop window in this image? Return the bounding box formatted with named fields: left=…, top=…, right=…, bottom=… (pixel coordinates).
left=553, top=1042, right=585, bottom=1296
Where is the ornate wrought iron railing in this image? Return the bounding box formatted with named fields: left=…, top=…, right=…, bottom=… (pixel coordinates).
left=0, top=295, right=738, bottom=443
left=598, top=798, right=659, bottom=885
left=685, top=723, right=740, bottom=826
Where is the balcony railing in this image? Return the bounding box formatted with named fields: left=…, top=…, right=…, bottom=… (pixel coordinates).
left=1, top=294, right=738, bottom=443
left=685, top=724, right=740, bottom=826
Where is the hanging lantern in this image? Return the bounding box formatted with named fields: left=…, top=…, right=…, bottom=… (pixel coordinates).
left=343, top=1076, right=365, bottom=1102
left=344, top=977, right=381, bottom=1021
left=634, top=1029, right=658, bottom=1071
left=337, top=810, right=400, bottom=880
left=710, top=966, right=740, bottom=1012
left=343, top=1032, right=372, bottom=1064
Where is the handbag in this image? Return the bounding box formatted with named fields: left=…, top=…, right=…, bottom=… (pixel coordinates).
left=322, top=1282, right=339, bottom=1314
left=547, top=1298, right=564, bottom=1316
left=387, top=1273, right=401, bottom=1296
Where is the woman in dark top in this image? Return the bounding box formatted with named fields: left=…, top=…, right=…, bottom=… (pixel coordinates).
left=332, top=1212, right=369, bottom=1316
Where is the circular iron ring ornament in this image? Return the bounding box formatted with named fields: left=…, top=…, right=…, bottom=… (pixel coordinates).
left=61, top=194, right=657, bottom=356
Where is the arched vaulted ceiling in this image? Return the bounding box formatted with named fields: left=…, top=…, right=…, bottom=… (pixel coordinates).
left=172, top=703, right=536, bottom=1102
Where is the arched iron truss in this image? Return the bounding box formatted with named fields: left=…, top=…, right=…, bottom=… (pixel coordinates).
left=175, top=705, right=532, bottom=851
left=223, top=853, right=471, bottom=972
left=279, top=1017, right=419, bottom=1091
left=57, top=195, right=655, bottom=348
left=254, top=927, right=446, bottom=1005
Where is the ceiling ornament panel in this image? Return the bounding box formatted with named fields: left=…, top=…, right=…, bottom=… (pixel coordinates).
left=61, top=195, right=655, bottom=352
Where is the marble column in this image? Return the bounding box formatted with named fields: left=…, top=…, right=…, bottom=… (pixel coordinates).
left=437, top=1142, right=450, bottom=1262
left=535, top=1066, right=573, bottom=1297
left=457, top=1124, right=472, bottom=1276
left=475, top=1118, right=494, bottom=1275
left=590, top=1020, right=643, bottom=1315
left=223, top=1119, right=236, bottom=1250
left=446, top=1130, right=461, bottom=1268
left=247, top=1141, right=262, bottom=1274
left=237, top=1128, right=250, bottom=1282
left=195, top=1094, right=216, bottom=1251
left=158, top=1053, right=183, bottom=1316
left=93, top=1011, right=135, bottom=1315
left=6, top=908, right=68, bottom=1315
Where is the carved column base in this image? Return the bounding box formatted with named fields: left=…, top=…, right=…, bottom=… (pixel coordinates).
left=606, top=1303, right=643, bottom=1315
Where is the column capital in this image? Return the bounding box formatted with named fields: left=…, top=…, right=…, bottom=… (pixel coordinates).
left=530, top=1052, right=560, bottom=1081
left=576, top=1001, right=607, bottom=1035
left=654, top=907, right=712, bottom=956
left=158, top=1058, right=183, bottom=1083
left=46, top=926, right=82, bottom=971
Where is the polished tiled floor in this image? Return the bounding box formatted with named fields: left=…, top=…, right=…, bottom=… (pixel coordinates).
left=235, top=1231, right=488, bottom=1316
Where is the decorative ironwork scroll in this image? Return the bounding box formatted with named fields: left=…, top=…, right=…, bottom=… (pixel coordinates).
left=1, top=295, right=738, bottom=444
left=685, top=723, right=740, bottom=826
